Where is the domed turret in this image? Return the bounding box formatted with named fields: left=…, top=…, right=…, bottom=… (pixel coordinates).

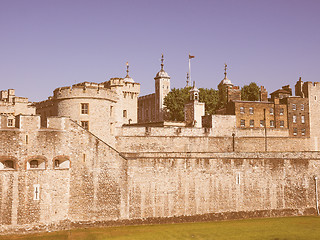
left=155, top=54, right=170, bottom=79
left=123, top=62, right=135, bottom=83
left=219, top=63, right=233, bottom=87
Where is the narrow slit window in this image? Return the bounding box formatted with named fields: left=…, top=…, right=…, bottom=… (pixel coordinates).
left=54, top=160, right=60, bottom=168
left=236, top=173, right=241, bottom=185
left=33, top=184, right=40, bottom=200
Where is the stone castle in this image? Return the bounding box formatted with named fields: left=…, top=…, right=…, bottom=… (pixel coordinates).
left=1, top=56, right=320, bottom=234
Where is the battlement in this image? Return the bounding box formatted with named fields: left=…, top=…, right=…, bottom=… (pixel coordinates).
left=52, top=82, right=119, bottom=102
left=116, top=124, right=289, bottom=138
left=103, top=78, right=140, bottom=93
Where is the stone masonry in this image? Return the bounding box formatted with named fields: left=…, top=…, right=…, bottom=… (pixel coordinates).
left=1, top=62, right=320, bottom=235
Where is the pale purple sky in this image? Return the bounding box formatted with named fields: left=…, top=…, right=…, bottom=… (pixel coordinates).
left=1, top=0, right=320, bottom=102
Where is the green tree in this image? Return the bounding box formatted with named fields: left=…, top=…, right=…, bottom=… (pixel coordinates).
left=163, top=87, right=191, bottom=121
left=199, top=88, right=219, bottom=115
left=164, top=87, right=219, bottom=121
left=241, top=82, right=260, bottom=101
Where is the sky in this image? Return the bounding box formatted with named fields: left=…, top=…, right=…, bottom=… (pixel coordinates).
left=1, top=0, right=320, bottom=102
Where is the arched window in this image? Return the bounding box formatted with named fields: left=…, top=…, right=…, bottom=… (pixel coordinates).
left=30, top=160, right=39, bottom=168
left=27, top=157, right=46, bottom=170
left=0, top=159, right=16, bottom=170
left=53, top=156, right=70, bottom=169
left=4, top=160, right=14, bottom=169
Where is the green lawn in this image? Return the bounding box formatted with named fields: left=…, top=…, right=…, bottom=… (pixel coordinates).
left=1, top=216, right=320, bottom=240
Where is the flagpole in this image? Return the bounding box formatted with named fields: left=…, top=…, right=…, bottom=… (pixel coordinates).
left=189, top=54, right=191, bottom=84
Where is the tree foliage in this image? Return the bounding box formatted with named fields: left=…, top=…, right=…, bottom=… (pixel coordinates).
left=164, top=87, right=219, bottom=121
left=199, top=88, right=219, bottom=115
left=163, top=87, right=191, bottom=121
left=241, top=82, right=260, bottom=101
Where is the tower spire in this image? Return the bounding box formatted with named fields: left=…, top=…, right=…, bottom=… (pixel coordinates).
left=126, top=62, right=130, bottom=77
left=161, top=53, right=164, bottom=70
left=224, top=63, right=227, bottom=79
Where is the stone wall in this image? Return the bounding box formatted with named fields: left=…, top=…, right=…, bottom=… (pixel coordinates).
left=1, top=116, right=320, bottom=235
left=123, top=152, right=320, bottom=220
left=0, top=116, right=127, bottom=234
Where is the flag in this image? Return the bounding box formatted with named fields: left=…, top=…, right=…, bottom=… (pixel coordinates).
left=189, top=54, right=195, bottom=59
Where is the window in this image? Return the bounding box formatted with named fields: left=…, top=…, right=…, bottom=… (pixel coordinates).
left=250, top=120, right=254, bottom=127
left=236, top=173, right=241, bottom=185
left=33, top=184, right=40, bottom=200
left=28, top=158, right=46, bottom=170
left=30, top=160, right=39, bottom=168
left=260, top=120, right=265, bottom=127
left=280, top=120, right=284, bottom=128
left=7, top=119, right=14, bottom=127
left=240, top=119, right=245, bottom=127
left=292, top=104, right=296, bottom=111
left=293, top=128, right=297, bottom=136
left=301, top=104, right=304, bottom=110
left=293, top=115, right=297, bottom=123
left=81, top=103, right=89, bottom=114
left=269, top=120, right=275, bottom=127
left=240, top=107, right=244, bottom=114
left=0, top=160, right=15, bottom=170
left=81, top=121, right=89, bottom=130
left=54, top=160, right=60, bottom=168
left=53, top=157, right=70, bottom=169
left=302, top=128, right=306, bottom=136
left=110, top=106, right=113, bottom=117
left=123, top=110, right=127, bottom=118
left=280, top=108, right=284, bottom=115
left=4, top=160, right=14, bottom=169
left=301, top=115, right=305, bottom=123
left=270, top=108, right=274, bottom=115
left=249, top=107, right=254, bottom=115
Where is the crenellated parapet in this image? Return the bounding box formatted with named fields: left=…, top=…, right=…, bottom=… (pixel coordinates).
left=52, top=82, right=119, bottom=102
left=103, top=78, right=140, bottom=96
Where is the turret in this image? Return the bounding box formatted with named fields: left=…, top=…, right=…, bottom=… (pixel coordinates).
left=154, top=54, right=170, bottom=121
